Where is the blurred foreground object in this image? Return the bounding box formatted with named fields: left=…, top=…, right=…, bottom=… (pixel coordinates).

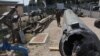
left=59, top=9, right=100, bottom=56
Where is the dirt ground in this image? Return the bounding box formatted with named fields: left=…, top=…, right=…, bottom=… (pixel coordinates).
left=27, top=17, right=63, bottom=56
left=23, top=16, right=100, bottom=56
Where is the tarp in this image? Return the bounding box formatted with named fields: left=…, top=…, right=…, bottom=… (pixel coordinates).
left=56, top=3, right=65, bottom=9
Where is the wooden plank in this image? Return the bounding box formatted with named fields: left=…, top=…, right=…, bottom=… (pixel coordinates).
left=22, top=25, right=31, bottom=31
left=38, top=15, right=52, bottom=24
left=49, top=47, right=59, bottom=51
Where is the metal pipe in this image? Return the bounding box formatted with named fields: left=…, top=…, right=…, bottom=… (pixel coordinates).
left=59, top=9, right=100, bottom=56
left=62, top=9, right=91, bottom=32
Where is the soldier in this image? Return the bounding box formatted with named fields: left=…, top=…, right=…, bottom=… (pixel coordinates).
left=56, top=10, right=61, bottom=27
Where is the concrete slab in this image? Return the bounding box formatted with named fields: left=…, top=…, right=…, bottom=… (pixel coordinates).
left=29, top=33, right=48, bottom=44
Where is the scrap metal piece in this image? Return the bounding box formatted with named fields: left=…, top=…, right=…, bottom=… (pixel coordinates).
left=0, top=5, right=26, bottom=43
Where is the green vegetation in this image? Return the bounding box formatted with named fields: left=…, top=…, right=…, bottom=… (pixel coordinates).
left=0, top=33, right=3, bottom=40
left=29, top=0, right=99, bottom=5
left=14, top=51, right=23, bottom=56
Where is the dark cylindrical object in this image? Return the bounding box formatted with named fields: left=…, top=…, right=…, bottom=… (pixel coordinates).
left=94, top=19, right=100, bottom=28
left=59, top=9, right=100, bottom=56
